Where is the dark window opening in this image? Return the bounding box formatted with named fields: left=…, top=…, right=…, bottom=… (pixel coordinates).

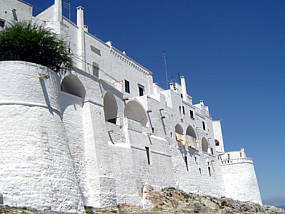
left=208, top=167, right=211, bottom=176
left=182, top=106, right=185, bottom=115
left=211, top=148, right=214, bottom=155
left=179, top=106, right=182, bottom=118
left=139, top=86, right=144, bottom=96
left=199, top=168, right=201, bottom=174
left=125, top=80, right=130, bottom=93
left=181, top=94, right=183, bottom=99
left=145, top=147, right=150, bottom=165
left=190, top=110, right=194, bottom=119
left=152, top=127, right=155, bottom=133
left=215, top=140, right=219, bottom=146
left=0, top=20, right=5, bottom=28
left=184, top=156, right=188, bottom=171
left=202, top=121, right=206, bottom=131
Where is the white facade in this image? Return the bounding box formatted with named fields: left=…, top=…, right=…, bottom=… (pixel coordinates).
left=0, top=0, right=262, bottom=213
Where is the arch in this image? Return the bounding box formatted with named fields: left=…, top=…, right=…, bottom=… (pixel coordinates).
left=186, top=126, right=198, bottom=150
left=103, top=91, right=118, bottom=124
left=124, top=100, right=148, bottom=126
left=61, top=75, right=85, bottom=98
left=202, top=137, right=209, bottom=153
left=215, top=139, right=220, bottom=146
left=175, top=124, right=185, bottom=145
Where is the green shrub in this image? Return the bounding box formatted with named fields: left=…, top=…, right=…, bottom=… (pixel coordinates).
left=0, top=21, right=72, bottom=73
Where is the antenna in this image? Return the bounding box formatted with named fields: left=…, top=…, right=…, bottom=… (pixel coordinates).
left=162, top=50, right=168, bottom=89
left=63, top=0, right=71, bottom=20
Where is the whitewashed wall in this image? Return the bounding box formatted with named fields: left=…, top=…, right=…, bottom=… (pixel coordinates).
left=0, top=61, right=84, bottom=213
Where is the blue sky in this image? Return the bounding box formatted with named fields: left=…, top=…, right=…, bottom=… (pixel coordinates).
left=27, top=0, right=285, bottom=207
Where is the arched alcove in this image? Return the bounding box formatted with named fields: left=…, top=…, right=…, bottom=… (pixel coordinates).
left=186, top=126, right=198, bottom=150
left=202, top=137, right=209, bottom=153
left=103, top=91, right=118, bottom=124
left=124, top=100, right=148, bottom=126
left=61, top=75, right=85, bottom=98
left=175, top=124, right=185, bottom=145
left=215, top=139, right=220, bottom=146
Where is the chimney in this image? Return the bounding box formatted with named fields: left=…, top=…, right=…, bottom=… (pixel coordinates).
left=180, top=76, right=187, bottom=102
left=77, top=6, right=85, bottom=71
left=84, top=25, right=88, bottom=33
left=54, top=0, right=62, bottom=22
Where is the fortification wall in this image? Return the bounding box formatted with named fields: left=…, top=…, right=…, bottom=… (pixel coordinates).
left=221, top=159, right=262, bottom=205
left=0, top=61, right=84, bottom=213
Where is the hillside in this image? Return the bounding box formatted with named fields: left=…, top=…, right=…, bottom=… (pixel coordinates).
left=1, top=186, right=284, bottom=214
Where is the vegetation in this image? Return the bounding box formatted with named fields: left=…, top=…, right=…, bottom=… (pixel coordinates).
left=0, top=21, right=72, bottom=73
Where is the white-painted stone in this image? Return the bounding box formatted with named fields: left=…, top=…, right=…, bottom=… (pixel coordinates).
left=0, top=0, right=263, bottom=213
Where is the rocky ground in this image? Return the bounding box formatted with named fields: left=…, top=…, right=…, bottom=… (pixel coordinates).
left=1, top=186, right=284, bottom=213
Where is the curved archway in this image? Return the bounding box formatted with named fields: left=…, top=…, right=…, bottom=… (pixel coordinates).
left=103, top=91, right=118, bottom=124
left=124, top=100, right=148, bottom=126
left=61, top=75, right=85, bottom=98
left=202, top=137, right=209, bottom=153
left=186, top=126, right=198, bottom=150
left=175, top=124, right=185, bottom=145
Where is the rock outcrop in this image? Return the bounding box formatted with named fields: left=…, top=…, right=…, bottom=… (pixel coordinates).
left=1, top=185, right=284, bottom=213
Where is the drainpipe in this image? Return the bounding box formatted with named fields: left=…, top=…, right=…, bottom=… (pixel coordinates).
left=77, top=6, right=86, bottom=71
left=54, top=0, right=62, bottom=22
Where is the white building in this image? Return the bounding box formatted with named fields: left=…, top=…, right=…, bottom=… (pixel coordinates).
left=0, top=0, right=262, bottom=213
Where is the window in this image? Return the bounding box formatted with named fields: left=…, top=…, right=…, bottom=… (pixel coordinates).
left=215, top=140, right=220, bottom=146
left=199, top=168, right=201, bottom=174
left=208, top=167, right=211, bottom=176
left=145, top=147, right=150, bottom=165
left=179, top=106, right=182, bottom=118
left=190, top=110, right=194, bottom=119
left=184, top=156, right=188, bottom=171
left=92, top=63, right=99, bottom=77
left=202, top=121, right=206, bottom=131
left=90, top=45, right=101, bottom=56
left=182, top=106, right=185, bottom=115
left=138, top=85, right=144, bottom=96
left=0, top=20, right=5, bottom=28
left=125, top=80, right=130, bottom=93
left=211, top=148, right=214, bottom=155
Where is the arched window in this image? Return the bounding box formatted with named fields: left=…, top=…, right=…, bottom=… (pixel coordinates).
left=103, top=91, right=118, bottom=124
left=124, top=100, right=148, bottom=126
left=61, top=75, right=85, bottom=98
left=202, top=137, right=209, bottom=153
left=175, top=124, right=185, bottom=146
left=215, top=139, right=220, bottom=146
left=186, top=126, right=198, bottom=150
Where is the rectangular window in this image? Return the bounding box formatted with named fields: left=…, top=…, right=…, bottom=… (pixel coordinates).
left=202, top=121, right=206, bottom=131
left=190, top=110, right=194, bottom=119
left=92, top=63, right=99, bottom=77
left=208, top=167, right=211, bottom=176
left=179, top=106, right=182, bottom=118
left=0, top=20, right=5, bottom=28
left=138, top=85, right=144, bottom=96
left=145, top=147, right=150, bottom=165
left=182, top=106, right=185, bottom=115
left=90, top=45, right=101, bottom=56
left=125, top=80, right=130, bottom=93
left=184, top=156, right=188, bottom=171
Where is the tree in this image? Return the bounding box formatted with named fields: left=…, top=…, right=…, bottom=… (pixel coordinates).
left=0, top=21, right=72, bottom=73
